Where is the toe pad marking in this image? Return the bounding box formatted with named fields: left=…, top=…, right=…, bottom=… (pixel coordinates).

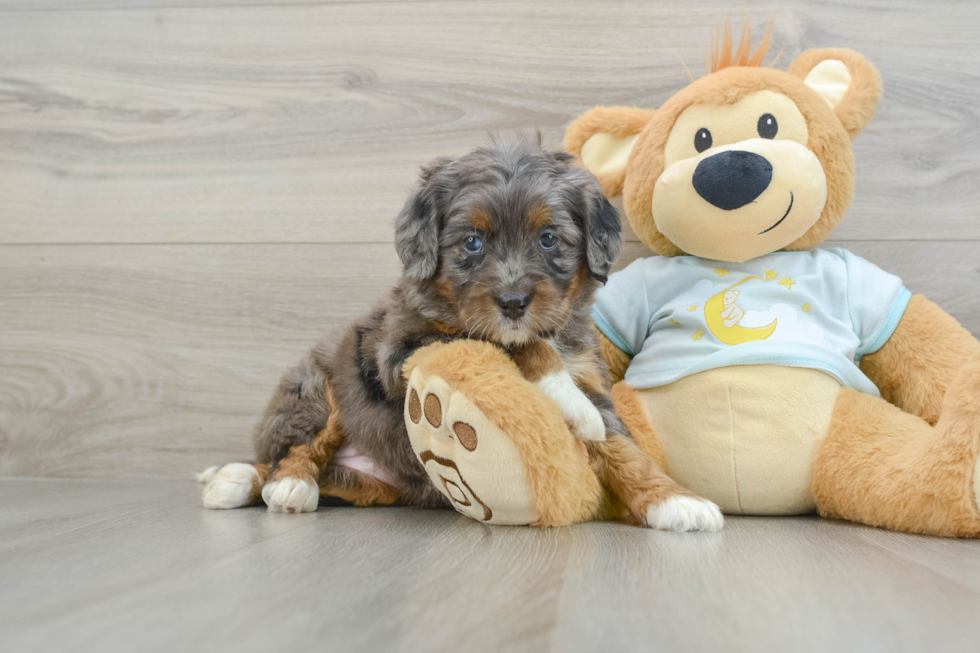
left=424, top=393, right=442, bottom=427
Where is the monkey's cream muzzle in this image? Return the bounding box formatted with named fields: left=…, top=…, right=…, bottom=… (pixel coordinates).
left=652, top=138, right=827, bottom=263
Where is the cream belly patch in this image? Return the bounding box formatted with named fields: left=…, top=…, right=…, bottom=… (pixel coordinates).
left=637, top=365, right=840, bottom=515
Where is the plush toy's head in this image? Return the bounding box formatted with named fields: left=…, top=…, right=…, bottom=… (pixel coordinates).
left=565, top=23, right=883, bottom=263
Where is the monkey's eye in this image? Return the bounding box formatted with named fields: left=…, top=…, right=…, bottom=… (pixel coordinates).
left=694, top=127, right=713, bottom=153
left=539, top=232, right=558, bottom=251
left=757, top=113, right=778, bottom=139
left=463, top=236, right=483, bottom=253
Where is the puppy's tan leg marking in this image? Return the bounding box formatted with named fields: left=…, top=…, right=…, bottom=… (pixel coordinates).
left=588, top=435, right=723, bottom=531
left=319, top=475, right=401, bottom=507
left=511, top=339, right=563, bottom=383
left=264, top=383, right=346, bottom=513
left=202, top=463, right=269, bottom=509
left=514, top=341, right=606, bottom=442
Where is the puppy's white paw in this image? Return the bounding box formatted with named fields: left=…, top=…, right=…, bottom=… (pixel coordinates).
left=537, top=370, right=606, bottom=442
left=202, top=463, right=258, bottom=510
left=196, top=465, right=220, bottom=484
left=262, top=477, right=319, bottom=514
left=646, top=496, right=724, bottom=532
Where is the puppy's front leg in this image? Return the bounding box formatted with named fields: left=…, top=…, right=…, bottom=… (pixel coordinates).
left=263, top=382, right=345, bottom=513
left=512, top=341, right=606, bottom=441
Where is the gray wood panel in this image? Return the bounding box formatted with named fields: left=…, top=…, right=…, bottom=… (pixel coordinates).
left=2, top=478, right=979, bottom=653
left=0, top=0, right=432, bottom=9
left=1, top=0, right=978, bottom=244
left=2, top=0, right=980, bottom=480
left=0, top=243, right=401, bottom=478
left=1, top=240, right=977, bottom=480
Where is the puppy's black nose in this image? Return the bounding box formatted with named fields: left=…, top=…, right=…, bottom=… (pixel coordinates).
left=692, top=150, right=773, bottom=211
left=496, top=293, right=530, bottom=319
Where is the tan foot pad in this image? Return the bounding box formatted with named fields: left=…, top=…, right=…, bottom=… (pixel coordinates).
left=405, top=366, right=538, bottom=525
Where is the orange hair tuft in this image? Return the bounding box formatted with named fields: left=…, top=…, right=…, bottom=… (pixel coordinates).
left=707, top=19, right=772, bottom=74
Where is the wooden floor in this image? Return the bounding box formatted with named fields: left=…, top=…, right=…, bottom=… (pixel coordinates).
left=1, top=477, right=978, bottom=653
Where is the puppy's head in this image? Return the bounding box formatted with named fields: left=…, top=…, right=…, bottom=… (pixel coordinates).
left=395, top=136, right=621, bottom=346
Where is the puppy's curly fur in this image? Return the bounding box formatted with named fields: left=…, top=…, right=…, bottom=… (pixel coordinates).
left=202, top=136, right=710, bottom=527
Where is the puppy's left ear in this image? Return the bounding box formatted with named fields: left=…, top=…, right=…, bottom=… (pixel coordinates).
left=787, top=48, right=882, bottom=139
left=580, top=183, right=623, bottom=283
left=394, top=158, right=451, bottom=280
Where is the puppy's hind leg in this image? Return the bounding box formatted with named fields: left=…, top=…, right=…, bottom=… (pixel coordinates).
left=202, top=463, right=270, bottom=509
left=318, top=465, right=402, bottom=507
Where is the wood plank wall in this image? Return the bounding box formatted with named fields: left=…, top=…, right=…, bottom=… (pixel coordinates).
left=2, top=0, right=978, bottom=479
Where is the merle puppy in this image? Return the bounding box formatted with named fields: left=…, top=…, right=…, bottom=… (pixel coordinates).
left=200, top=136, right=722, bottom=531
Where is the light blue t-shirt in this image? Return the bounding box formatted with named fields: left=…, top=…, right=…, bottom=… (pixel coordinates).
left=592, top=249, right=912, bottom=397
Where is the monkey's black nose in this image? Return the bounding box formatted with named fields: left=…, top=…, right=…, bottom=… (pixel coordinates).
left=496, top=293, right=531, bottom=319
left=692, top=150, right=773, bottom=211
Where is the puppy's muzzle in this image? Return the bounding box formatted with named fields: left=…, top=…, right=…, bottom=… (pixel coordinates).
left=496, top=293, right=531, bottom=320
left=693, top=150, right=773, bottom=211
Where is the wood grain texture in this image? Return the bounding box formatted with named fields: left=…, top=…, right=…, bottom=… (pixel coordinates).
left=1, top=241, right=977, bottom=480
left=1, top=478, right=979, bottom=653
left=1, top=0, right=979, bottom=243
left=0, top=243, right=401, bottom=478
left=2, top=0, right=980, bottom=479
left=0, top=0, right=434, bottom=10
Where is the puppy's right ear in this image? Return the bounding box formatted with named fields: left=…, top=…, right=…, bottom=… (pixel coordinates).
left=394, top=158, right=450, bottom=280
left=564, top=107, right=655, bottom=198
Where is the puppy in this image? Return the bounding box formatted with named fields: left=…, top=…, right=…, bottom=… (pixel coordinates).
left=200, top=136, right=722, bottom=531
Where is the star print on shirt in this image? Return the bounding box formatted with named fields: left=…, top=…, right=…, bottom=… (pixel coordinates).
left=779, top=277, right=796, bottom=290
left=714, top=269, right=729, bottom=278
left=687, top=305, right=698, bottom=312
left=691, top=328, right=704, bottom=341
left=802, top=303, right=812, bottom=312
left=764, top=268, right=778, bottom=281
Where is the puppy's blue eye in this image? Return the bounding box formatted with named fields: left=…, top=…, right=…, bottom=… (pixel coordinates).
left=463, top=236, right=483, bottom=253
left=539, top=232, right=558, bottom=250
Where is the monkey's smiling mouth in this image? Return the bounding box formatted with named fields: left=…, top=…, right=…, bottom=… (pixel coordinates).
left=758, top=192, right=794, bottom=235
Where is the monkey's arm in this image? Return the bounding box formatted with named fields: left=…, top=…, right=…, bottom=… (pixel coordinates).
left=859, top=294, right=980, bottom=425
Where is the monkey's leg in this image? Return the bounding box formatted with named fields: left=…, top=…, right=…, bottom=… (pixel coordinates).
left=813, top=356, right=980, bottom=537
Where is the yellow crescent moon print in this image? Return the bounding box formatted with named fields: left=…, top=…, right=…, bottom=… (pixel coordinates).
left=704, top=276, right=778, bottom=345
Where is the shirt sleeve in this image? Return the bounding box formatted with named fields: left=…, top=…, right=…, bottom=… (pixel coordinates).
left=835, top=249, right=913, bottom=357
left=591, top=257, right=652, bottom=357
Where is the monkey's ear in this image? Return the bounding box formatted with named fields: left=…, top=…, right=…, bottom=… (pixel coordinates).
left=564, top=106, right=656, bottom=198
left=394, top=157, right=451, bottom=280
left=787, top=48, right=882, bottom=139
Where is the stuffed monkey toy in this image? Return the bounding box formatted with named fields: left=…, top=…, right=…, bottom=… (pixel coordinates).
left=563, top=24, right=980, bottom=537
